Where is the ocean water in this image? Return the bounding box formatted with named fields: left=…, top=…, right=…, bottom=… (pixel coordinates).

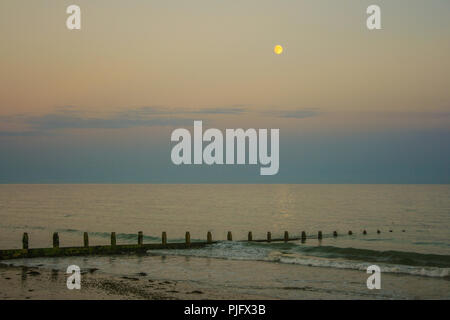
left=0, top=184, right=449, bottom=299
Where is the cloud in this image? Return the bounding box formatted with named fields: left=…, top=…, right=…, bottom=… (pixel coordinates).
left=0, top=105, right=251, bottom=132
left=0, top=131, right=42, bottom=137
left=191, top=106, right=248, bottom=115
left=374, top=111, right=450, bottom=119
left=0, top=106, right=199, bottom=134
left=25, top=113, right=191, bottom=130
left=112, top=105, right=249, bottom=118
left=0, top=105, right=320, bottom=136
left=115, top=106, right=177, bottom=118
left=267, top=108, right=320, bottom=119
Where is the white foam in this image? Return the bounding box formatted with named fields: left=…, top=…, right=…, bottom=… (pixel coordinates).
left=148, top=242, right=450, bottom=279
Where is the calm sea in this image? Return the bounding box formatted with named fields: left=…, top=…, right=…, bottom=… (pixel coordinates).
left=1, top=184, right=449, bottom=299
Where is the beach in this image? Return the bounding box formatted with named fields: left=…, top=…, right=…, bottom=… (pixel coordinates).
left=0, top=258, right=267, bottom=300
left=0, top=184, right=449, bottom=299
left=1, top=253, right=449, bottom=300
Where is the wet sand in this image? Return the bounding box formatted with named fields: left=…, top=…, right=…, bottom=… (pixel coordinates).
left=1, top=253, right=449, bottom=300
left=0, top=263, right=265, bottom=300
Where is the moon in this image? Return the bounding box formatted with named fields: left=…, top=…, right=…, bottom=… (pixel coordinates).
left=274, top=45, right=283, bottom=55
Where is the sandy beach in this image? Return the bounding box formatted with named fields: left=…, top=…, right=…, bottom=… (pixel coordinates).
left=1, top=252, right=449, bottom=300
left=0, top=185, right=448, bottom=300
left=0, top=262, right=266, bottom=300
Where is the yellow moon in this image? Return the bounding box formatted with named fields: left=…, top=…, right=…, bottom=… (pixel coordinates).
left=274, top=45, right=283, bottom=55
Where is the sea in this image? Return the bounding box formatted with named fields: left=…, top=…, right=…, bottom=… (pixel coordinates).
left=0, top=184, right=449, bottom=299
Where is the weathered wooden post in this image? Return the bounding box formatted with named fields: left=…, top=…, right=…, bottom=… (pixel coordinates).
left=227, top=231, right=232, bottom=241
left=363, top=230, right=367, bottom=235
left=267, top=232, right=271, bottom=242
left=185, top=232, right=191, bottom=245
left=138, top=231, right=143, bottom=245
left=53, top=232, right=59, bottom=248
left=111, top=232, right=116, bottom=246
left=207, top=231, right=212, bottom=244
left=284, top=231, right=289, bottom=242
left=22, top=233, right=29, bottom=250
left=318, top=231, right=322, bottom=240
left=348, top=230, right=353, bottom=235
left=301, top=231, right=307, bottom=241
left=248, top=231, right=253, bottom=241
left=333, top=231, right=338, bottom=237
left=162, top=232, right=167, bottom=245
left=83, top=232, right=89, bottom=247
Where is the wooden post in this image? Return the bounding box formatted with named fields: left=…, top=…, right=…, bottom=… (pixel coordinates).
left=227, top=231, right=232, bottom=241
left=162, top=232, right=167, bottom=245
left=207, top=231, right=212, bottom=244
left=83, top=232, right=89, bottom=247
left=248, top=231, right=253, bottom=241
left=22, top=233, right=29, bottom=250
left=348, top=230, right=353, bottom=235
left=318, top=231, right=322, bottom=240
left=333, top=231, right=338, bottom=237
left=284, top=231, right=289, bottom=242
left=301, top=231, right=307, bottom=241
left=363, top=230, right=367, bottom=235
left=138, top=231, right=143, bottom=245
left=185, top=232, right=191, bottom=245
left=111, top=232, right=116, bottom=246
left=53, top=232, right=59, bottom=248
left=267, top=232, right=271, bottom=242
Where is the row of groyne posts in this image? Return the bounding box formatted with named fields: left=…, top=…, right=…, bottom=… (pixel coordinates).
left=0, top=228, right=398, bottom=260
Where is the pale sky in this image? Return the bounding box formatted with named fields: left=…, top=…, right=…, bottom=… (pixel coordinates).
left=0, top=0, right=449, bottom=183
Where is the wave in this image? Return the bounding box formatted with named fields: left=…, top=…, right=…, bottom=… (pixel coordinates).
left=148, top=242, right=450, bottom=278
left=294, top=245, right=450, bottom=268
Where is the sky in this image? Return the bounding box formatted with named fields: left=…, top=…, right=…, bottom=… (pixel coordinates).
left=0, top=0, right=449, bottom=183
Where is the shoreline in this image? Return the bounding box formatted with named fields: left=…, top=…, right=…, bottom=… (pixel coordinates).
left=1, top=253, right=449, bottom=300
left=0, top=263, right=266, bottom=300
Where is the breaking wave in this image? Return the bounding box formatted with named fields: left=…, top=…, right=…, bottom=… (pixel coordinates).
left=148, top=241, right=450, bottom=279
